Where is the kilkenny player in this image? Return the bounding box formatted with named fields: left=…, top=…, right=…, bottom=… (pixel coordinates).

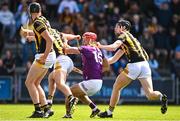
left=24, top=2, right=56, bottom=118
left=21, top=23, right=81, bottom=118
left=46, top=29, right=80, bottom=117
left=97, top=19, right=168, bottom=118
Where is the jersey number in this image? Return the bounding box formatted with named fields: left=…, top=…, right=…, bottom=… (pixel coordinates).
left=93, top=51, right=103, bottom=64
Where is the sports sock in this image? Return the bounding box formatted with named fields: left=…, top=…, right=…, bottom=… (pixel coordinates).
left=107, top=109, right=112, bottom=115
left=160, top=94, right=163, bottom=101
left=47, top=95, right=53, bottom=104
left=107, top=106, right=114, bottom=115
left=41, top=104, right=49, bottom=112
left=68, top=95, right=73, bottom=101
left=89, top=102, right=97, bottom=111
left=109, top=106, right=115, bottom=112
left=34, top=103, right=41, bottom=111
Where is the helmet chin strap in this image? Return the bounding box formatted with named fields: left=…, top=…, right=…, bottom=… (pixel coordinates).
left=89, top=39, right=97, bottom=47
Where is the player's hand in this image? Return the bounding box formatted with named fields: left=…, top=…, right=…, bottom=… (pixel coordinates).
left=97, top=42, right=102, bottom=48
left=37, top=55, right=46, bottom=65
left=26, top=36, right=34, bottom=42
left=20, top=26, right=28, bottom=37
left=63, top=40, right=71, bottom=48
left=73, top=67, right=83, bottom=75
left=75, top=35, right=81, bottom=40
left=21, top=26, right=25, bottom=32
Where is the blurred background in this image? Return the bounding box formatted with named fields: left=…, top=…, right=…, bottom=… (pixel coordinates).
left=0, top=0, right=179, bottom=104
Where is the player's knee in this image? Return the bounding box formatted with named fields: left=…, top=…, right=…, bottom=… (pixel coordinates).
left=146, top=92, right=155, bottom=100
left=25, top=81, right=28, bottom=87
left=48, top=72, right=53, bottom=81
left=25, top=80, right=32, bottom=87
left=70, top=85, right=80, bottom=97
left=34, top=82, right=40, bottom=87
left=56, top=80, right=65, bottom=87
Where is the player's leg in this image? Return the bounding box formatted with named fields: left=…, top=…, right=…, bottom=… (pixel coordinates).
left=35, top=69, right=48, bottom=106
left=53, top=69, right=72, bottom=96
left=71, top=84, right=99, bottom=115
left=71, top=84, right=85, bottom=97
left=34, top=69, right=54, bottom=118
left=139, top=77, right=162, bottom=100
left=62, top=84, right=83, bottom=118
left=25, top=64, right=47, bottom=118
left=71, top=80, right=102, bottom=118
left=98, top=72, right=132, bottom=118
left=80, top=95, right=100, bottom=118
left=138, top=61, right=168, bottom=114
left=139, top=77, right=168, bottom=114
left=54, top=69, right=78, bottom=117
left=47, top=71, right=56, bottom=107
left=54, top=55, right=78, bottom=117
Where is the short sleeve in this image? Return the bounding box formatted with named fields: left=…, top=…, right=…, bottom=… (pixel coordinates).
left=33, top=20, right=46, bottom=34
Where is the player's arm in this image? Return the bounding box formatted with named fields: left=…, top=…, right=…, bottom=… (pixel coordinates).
left=73, top=67, right=83, bottom=75
left=64, top=47, right=80, bottom=54
left=41, top=30, right=54, bottom=59
left=97, top=40, right=123, bottom=51
left=102, top=58, right=110, bottom=72
left=34, top=20, right=53, bottom=62
left=61, top=33, right=81, bottom=41
left=20, top=26, right=35, bottom=37
left=108, top=49, right=125, bottom=64
left=20, top=27, right=36, bottom=42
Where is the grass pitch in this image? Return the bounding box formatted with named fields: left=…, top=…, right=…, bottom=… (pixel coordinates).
left=0, top=104, right=179, bottom=121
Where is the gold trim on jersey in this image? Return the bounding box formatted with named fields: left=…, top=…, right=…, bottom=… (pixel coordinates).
left=33, top=16, right=64, bottom=55
left=121, top=44, right=130, bottom=59
left=122, top=70, right=129, bottom=77
left=33, top=17, right=48, bottom=53
left=36, top=24, right=45, bottom=32
left=119, top=31, right=149, bottom=63
left=142, top=47, right=149, bottom=60
left=126, top=32, right=148, bottom=61
left=33, top=29, right=42, bottom=52
left=54, top=61, right=62, bottom=70
left=50, top=29, right=64, bottom=55
left=123, top=67, right=129, bottom=75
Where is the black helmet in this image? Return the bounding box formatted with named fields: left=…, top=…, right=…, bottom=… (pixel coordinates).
left=28, top=2, right=41, bottom=14
left=117, top=19, right=131, bottom=31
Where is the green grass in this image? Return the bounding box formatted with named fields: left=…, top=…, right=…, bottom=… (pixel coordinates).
left=0, top=104, right=180, bottom=121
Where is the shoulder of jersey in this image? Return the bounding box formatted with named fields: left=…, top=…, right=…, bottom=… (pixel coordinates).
left=118, top=32, right=126, bottom=39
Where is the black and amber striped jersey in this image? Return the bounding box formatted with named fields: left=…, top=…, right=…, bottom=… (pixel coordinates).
left=50, top=29, right=64, bottom=56
left=118, top=31, right=149, bottom=63
left=33, top=16, right=64, bottom=55
left=33, top=16, right=51, bottom=53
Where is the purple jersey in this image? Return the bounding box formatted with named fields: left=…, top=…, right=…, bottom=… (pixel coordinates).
left=80, top=46, right=104, bottom=80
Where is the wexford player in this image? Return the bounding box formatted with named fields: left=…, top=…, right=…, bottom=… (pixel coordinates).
left=64, top=32, right=108, bottom=118
left=97, top=19, right=168, bottom=118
